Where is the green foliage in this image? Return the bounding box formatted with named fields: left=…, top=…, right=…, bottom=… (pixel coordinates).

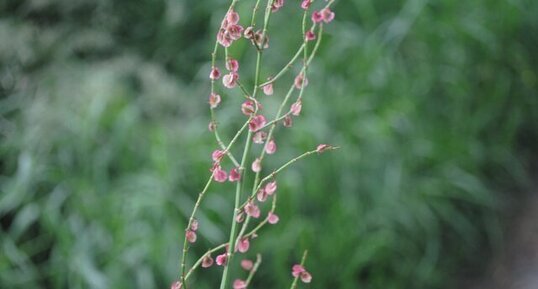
left=1, top=0, right=537, bottom=289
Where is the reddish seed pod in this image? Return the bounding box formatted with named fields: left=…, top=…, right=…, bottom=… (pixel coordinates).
left=305, top=30, right=316, bottom=41
left=226, top=58, right=239, bottom=72
left=249, top=115, right=267, bottom=132
left=229, top=167, right=241, bottom=182
left=233, top=279, right=247, bottom=289
left=210, top=67, right=221, bottom=80
left=245, top=201, right=261, bottom=218
left=236, top=237, right=250, bottom=253
left=252, top=131, right=268, bottom=144
left=251, top=158, right=262, bottom=173
left=223, top=72, right=239, bottom=88
left=268, top=212, right=280, bottom=224
left=290, top=100, right=302, bottom=116
left=190, top=218, right=199, bottom=231
left=186, top=230, right=197, bottom=243
left=209, top=92, right=221, bottom=108
left=241, top=259, right=254, bottom=271
left=265, top=180, right=277, bottom=195
left=213, top=166, right=228, bottom=182
left=311, top=11, right=323, bottom=23
left=257, top=188, right=268, bottom=202
left=283, top=115, right=293, bottom=127
left=216, top=253, right=228, bottom=266
left=201, top=254, right=214, bottom=268
left=263, top=82, right=273, bottom=95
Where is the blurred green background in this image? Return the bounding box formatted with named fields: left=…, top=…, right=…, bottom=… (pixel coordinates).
left=1, top=0, right=538, bottom=288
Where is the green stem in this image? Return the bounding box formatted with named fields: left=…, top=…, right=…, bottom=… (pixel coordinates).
left=180, top=177, right=212, bottom=285
left=218, top=1, right=275, bottom=287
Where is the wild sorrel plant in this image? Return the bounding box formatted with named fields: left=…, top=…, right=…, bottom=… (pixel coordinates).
left=174, top=1, right=337, bottom=288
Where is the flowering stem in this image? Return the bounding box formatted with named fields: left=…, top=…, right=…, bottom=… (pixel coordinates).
left=218, top=1, right=275, bottom=288
left=180, top=177, right=213, bottom=284
left=219, top=131, right=252, bottom=289
left=235, top=13, right=328, bottom=251
left=180, top=111, right=250, bottom=285
left=289, top=250, right=309, bottom=289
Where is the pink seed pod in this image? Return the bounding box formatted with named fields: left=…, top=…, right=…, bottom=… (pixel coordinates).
left=316, top=144, right=333, bottom=153
left=241, top=100, right=256, bottom=116
left=301, top=0, right=311, bottom=10
left=257, top=188, right=268, bottom=202
left=209, top=92, right=221, bottom=109
left=244, top=26, right=255, bottom=39
left=233, top=279, right=247, bottom=289
left=212, top=149, right=225, bottom=162
left=305, top=30, right=316, bottom=41
left=292, top=264, right=305, bottom=277
left=201, top=254, right=214, bottom=268
left=170, top=281, right=182, bottom=289
left=241, top=259, right=254, bottom=271
left=229, top=167, right=241, bottom=182
left=283, top=115, right=293, bottom=127
left=290, top=100, right=302, bottom=116
left=265, top=181, right=277, bottom=195
left=190, top=218, right=199, bottom=231
left=268, top=212, right=280, bottom=224
left=216, top=253, right=228, bottom=266
left=249, top=115, right=267, bottom=132
left=311, top=11, right=323, bottom=23
left=208, top=121, right=216, bottom=132
left=226, top=10, right=240, bottom=25
left=254, top=30, right=270, bottom=48
left=217, top=29, right=233, bottom=47
left=271, top=0, right=285, bottom=12
left=186, top=230, right=197, bottom=243
left=223, top=72, right=239, bottom=88
left=245, top=201, right=261, bottom=218
left=262, top=82, right=273, bottom=95
left=236, top=237, right=250, bottom=253
left=209, top=66, right=221, bottom=80
left=321, top=7, right=335, bottom=23
left=236, top=211, right=245, bottom=223
left=251, top=158, right=262, bottom=173
left=265, top=139, right=277, bottom=154
left=300, top=271, right=312, bottom=283
left=213, top=166, right=228, bottom=182
left=228, top=24, right=244, bottom=40
left=294, top=73, right=308, bottom=89
left=226, top=58, right=239, bottom=72
left=252, top=131, right=268, bottom=144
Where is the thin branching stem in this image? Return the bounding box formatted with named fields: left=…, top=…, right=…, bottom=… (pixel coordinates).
left=218, top=1, right=275, bottom=288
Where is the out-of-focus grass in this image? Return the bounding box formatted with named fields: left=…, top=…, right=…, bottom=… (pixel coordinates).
left=1, top=0, right=538, bottom=289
